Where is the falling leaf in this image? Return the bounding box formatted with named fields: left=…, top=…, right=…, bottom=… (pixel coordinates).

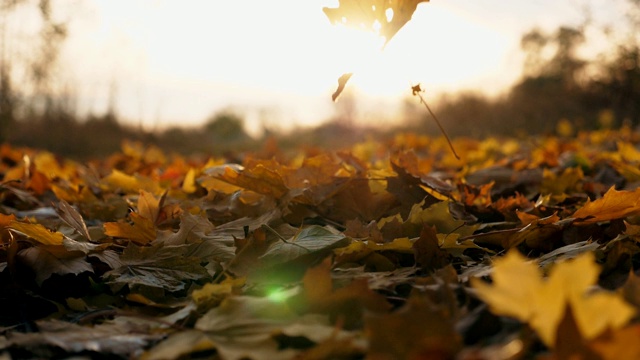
left=323, top=0, right=430, bottom=45
left=472, top=251, right=635, bottom=347
left=331, top=72, right=352, bottom=102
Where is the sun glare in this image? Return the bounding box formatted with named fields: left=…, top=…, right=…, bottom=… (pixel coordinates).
left=316, top=2, right=512, bottom=101
left=68, top=1, right=513, bottom=130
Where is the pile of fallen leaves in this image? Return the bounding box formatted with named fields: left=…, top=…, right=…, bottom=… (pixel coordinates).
left=2, top=128, right=640, bottom=359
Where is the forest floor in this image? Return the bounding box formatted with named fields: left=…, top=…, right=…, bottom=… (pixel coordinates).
left=1, top=128, right=640, bottom=359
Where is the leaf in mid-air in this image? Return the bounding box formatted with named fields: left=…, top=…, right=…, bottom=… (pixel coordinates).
left=323, top=0, right=430, bottom=101
left=472, top=251, right=635, bottom=347
left=323, top=0, right=430, bottom=45
left=331, top=72, right=352, bottom=102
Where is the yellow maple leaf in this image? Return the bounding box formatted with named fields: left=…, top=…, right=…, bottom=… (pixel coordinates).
left=8, top=221, right=65, bottom=245
left=472, top=251, right=635, bottom=347
left=573, top=186, right=640, bottom=224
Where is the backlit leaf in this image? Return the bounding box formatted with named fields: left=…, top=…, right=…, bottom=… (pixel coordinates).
left=323, top=0, right=430, bottom=45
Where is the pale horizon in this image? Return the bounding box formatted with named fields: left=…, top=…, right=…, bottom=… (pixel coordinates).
left=39, top=0, right=627, bottom=135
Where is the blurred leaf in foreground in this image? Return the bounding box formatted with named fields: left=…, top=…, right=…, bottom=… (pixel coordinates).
left=472, top=251, right=635, bottom=347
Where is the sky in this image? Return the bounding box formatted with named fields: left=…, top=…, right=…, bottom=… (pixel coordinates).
left=43, top=0, right=626, bottom=134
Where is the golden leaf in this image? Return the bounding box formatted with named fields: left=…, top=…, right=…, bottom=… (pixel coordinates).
left=472, top=251, right=635, bottom=347
left=9, top=221, right=65, bottom=246
left=573, top=187, right=640, bottom=224
left=103, top=213, right=157, bottom=245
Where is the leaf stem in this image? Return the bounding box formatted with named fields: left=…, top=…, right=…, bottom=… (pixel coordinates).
left=262, top=224, right=290, bottom=243
left=413, top=87, right=460, bottom=160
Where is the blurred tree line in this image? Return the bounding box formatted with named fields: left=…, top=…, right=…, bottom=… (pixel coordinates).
left=413, top=0, right=640, bottom=138
left=1, top=0, right=640, bottom=159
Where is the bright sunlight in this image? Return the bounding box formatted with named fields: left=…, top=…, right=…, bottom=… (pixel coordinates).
left=64, top=0, right=513, bottom=130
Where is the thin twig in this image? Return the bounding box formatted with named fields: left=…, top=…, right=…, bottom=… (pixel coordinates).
left=413, top=85, right=460, bottom=160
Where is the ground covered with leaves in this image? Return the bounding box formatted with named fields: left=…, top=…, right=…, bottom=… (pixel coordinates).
left=2, top=129, right=640, bottom=359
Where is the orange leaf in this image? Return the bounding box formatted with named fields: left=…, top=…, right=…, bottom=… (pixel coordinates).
left=573, top=187, right=640, bottom=224
left=589, top=324, right=640, bottom=360
left=104, top=213, right=157, bottom=245
left=137, top=189, right=163, bottom=224
left=0, top=213, right=16, bottom=229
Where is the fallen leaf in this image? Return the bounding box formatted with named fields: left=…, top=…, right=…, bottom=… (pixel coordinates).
left=412, top=225, right=450, bottom=272
left=137, top=189, right=164, bottom=224
left=589, top=324, right=640, bottom=360
left=260, top=225, right=349, bottom=266
left=141, top=330, right=216, bottom=360
left=18, top=245, right=93, bottom=285
left=9, top=220, right=65, bottom=245
left=472, top=251, right=635, bottom=347
left=7, top=319, right=163, bottom=358
left=102, top=169, right=162, bottom=194
left=55, top=199, right=91, bottom=240
left=365, top=293, right=461, bottom=359
left=104, top=242, right=210, bottom=293
left=104, top=212, right=157, bottom=245
left=573, top=186, right=640, bottom=224
left=213, top=164, right=289, bottom=199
